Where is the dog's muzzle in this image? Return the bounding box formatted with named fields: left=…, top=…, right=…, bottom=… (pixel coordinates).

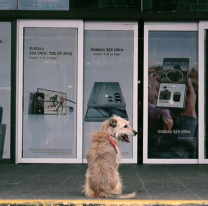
left=122, top=130, right=137, bottom=142
left=122, top=134, right=130, bottom=142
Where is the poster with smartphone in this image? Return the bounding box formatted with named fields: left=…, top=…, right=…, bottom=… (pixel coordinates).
left=148, top=31, right=198, bottom=159
left=0, top=22, right=11, bottom=159
left=22, top=27, right=78, bottom=158
left=83, top=24, right=138, bottom=162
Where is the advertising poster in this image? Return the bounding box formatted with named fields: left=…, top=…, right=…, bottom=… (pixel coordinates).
left=0, top=22, right=11, bottom=159
left=83, top=30, right=134, bottom=160
left=148, top=31, right=198, bottom=159
left=23, top=27, right=77, bottom=158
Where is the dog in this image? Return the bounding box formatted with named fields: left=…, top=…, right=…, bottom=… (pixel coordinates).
left=84, top=115, right=138, bottom=198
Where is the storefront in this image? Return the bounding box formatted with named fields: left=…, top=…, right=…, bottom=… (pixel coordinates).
left=0, top=0, right=208, bottom=164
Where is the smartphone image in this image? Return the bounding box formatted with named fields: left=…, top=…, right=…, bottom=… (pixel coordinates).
left=85, top=82, right=128, bottom=122
left=156, top=58, right=189, bottom=109
left=34, top=92, right=44, bottom=114
left=28, top=92, right=35, bottom=114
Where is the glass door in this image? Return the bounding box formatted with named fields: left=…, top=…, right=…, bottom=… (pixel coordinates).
left=199, top=22, right=208, bottom=164
left=83, top=22, right=138, bottom=163
left=143, top=23, right=199, bottom=164
left=0, top=22, right=11, bottom=160
left=17, top=20, right=83, bottom=163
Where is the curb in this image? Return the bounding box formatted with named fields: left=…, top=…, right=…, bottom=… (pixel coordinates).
left=0, top=200, right=208, bottom=206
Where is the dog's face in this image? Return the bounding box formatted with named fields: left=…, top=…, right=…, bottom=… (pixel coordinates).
left=102, top=115, right=137, bottom=142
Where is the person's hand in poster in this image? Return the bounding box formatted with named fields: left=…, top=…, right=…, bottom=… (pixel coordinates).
left=148, top=71, right=173, bottom=131
left=148, top=103, right=173, bottom=131
left=180, top=78, right=197, bottom=119
left=148, top=69, right=198, bottom=158
left=149, top=75, right=197, bottom=137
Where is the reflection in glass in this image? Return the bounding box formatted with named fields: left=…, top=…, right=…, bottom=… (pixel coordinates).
left=0, top=0, right=17, bottom=10
left=148, top=31, right=198, bottom=159
left=18, top=0, right=69, bottom=10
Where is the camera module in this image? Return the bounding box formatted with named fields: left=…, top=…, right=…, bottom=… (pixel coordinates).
left=173, top=91, right=181, bottom=102
left=159, top=89, right=171, bottom=100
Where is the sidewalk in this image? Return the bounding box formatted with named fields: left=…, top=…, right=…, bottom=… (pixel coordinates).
left=0, top=164, right=208, bottom=205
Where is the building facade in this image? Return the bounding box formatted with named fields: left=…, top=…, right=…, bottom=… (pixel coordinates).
left=0, top=0, right=207, bottom=164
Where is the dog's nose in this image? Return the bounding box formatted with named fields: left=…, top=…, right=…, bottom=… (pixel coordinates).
left=133, top=130, right=137, bottom=136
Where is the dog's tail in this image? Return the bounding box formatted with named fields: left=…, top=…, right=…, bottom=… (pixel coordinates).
left=111, top=191, right=139, bottom=199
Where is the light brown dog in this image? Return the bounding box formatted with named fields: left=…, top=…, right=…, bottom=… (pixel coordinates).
left=84, top=115, right=138, bottom=198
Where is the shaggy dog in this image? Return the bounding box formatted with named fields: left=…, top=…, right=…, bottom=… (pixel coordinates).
left=84, top=115, right=138, bottom=198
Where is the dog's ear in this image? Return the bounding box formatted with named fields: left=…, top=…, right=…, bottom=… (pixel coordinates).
left=110, top=119, right=117, bottom=128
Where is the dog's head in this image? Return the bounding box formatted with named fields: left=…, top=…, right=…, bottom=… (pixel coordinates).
left=102, top=115, right=137, bottom=142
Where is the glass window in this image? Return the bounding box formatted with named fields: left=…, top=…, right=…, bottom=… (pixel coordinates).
left=70, top=0, right=141, bottom=10
left=18, top=0, right=69, bottom=10
left=0, top=22, right=11, bottom=159
left=143, top=0, right=208, bottom=12
left=0, top=0, right=17, bottom=10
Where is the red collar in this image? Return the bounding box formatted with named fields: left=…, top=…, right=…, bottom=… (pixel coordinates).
left=102, top=131, right=118, bottom=153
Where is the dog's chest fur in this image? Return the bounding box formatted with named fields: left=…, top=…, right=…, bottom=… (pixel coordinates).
left=87, top=131, right=121, bottom=165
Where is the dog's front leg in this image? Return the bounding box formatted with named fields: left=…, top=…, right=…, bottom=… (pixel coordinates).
left=84, top=183, right=95, bottom=197
left=112, top=172, right=122, bottom=195
left=84, top=169, right=95, bottom=197
left=85, top=187, right=95, bottom=197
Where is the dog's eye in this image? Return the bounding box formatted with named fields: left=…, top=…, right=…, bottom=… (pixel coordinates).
left=124, top=125, right=128, bottom=128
